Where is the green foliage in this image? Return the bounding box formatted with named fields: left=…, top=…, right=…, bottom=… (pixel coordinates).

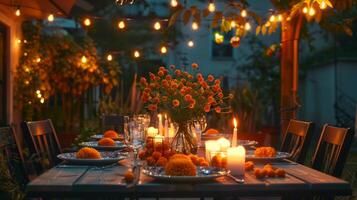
left=0, top=154, right=25, bottom=200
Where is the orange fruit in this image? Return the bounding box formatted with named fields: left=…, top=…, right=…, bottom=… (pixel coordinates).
left=124, top=170, right=134, bottom=183
left=275, top=169, right=286, bottom=177
left=98, top=138, right=116, bottom=146
left=205, top=128, right=219, bottom=135
left=103, top=130, right=119, bottom=139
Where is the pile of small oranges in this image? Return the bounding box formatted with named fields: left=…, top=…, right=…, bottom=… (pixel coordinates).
left=245, top=161, right=286, bottom=179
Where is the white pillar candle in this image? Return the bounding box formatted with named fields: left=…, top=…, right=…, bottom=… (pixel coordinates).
left=164, top=114, right=169, bottom=139
left=147, top=127, right=158, bottom=138
left=169, top=123, right=175, bottom=138
left=158, top=114, right=163, bottom=136
left=154, top=135, right=164, bottom=151
left=217, top=137, right=231, bottom=151
left=205, top=140, right=220, bottom=160
left=227, top=146, right=245, bottom=176
left=232, top=118, right=238, bottom=147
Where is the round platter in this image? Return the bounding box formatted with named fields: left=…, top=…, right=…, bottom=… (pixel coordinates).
left=57, top=151, right=127, bottom=165
left=79, top=141, right=128, bottom=151
left=246, top=150, right=291, bottom=161
left=90, top=134, right=124, bottom=141
left=142, top=166, right=225, bottom=182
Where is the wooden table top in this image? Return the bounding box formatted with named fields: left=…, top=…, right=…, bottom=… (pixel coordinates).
left=26, top=159, right=352, bottom=198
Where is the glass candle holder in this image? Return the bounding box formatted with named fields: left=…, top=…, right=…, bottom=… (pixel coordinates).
left=209, top=151, right=227, bottom=169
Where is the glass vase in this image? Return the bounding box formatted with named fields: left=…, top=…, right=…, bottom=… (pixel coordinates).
left=171, top=122, right=198, bottom=154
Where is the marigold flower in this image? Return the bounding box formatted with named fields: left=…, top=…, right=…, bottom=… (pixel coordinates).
left=208, top=96, right=214, bottom=104
left=191, top=63, right=199, bottom=69
left=140, top=77, right=148, bottom=85
left=166, top=75, right=172, bottom=81
left=214, top=79, right=221, bottom=85
left=215, top=106, right=221, bottom=113
left=148, top=104, right=158, bottom=111
left=155, top=76, right=161, bottom=81
left=162, top=80, right=169, bottom=87
left=172, top=99, right=180, bottom=107
left=171, top=83, right=179, bottom=90
left=158, top=70, right=164, bottom=77
left=207, top=75, right=214, bottom=82
left=197, top=73, right=203, bottom=79
left=152, top=97, right=160, bottom=104
left=204, top=104, right=211, bottom=112
left=159, top=66, right=166, bottom=71
left=184, top=94, right=192, bottom=102
left=218, top=92, right=224, bottom=98
left=175, top=69, right=181, bottom=76
left=162, top=96, right=168, bottom=102
left=149, top=73, right=155, bottom=80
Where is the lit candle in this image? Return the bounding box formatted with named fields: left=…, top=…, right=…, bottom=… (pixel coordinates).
left=154, top=134, right=164, bottom=152
left=232, top=118, right=238, bottom=147
left=205, top=140, right=220, bottom=161
left=217, top=137, right=231, bottom=151
left=169, top=123, right=175, bottom=138
left=158, top=114, right=163, bottom=136
left=227, top=146, right=245, bottom=176
left=147, top=127, right=158, bottom=138
left=164, top=114, right=169, bottom=139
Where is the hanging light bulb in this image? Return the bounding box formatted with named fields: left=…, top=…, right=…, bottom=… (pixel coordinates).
left=107, top=54, right=113, bottom=61
left=278, top=14, right=283, bottom=22
left=47, top=14, right=54, bottom=22
left=308, top=7, right=316, bottom=16
left=36, top=90, right=41, bottom=95
left=171, top=0, right=178, bottom=7
left=269, top=15, right=276, bottom=22
left=154, top=21, right=161, bottom=30
left=15, top=7, right=21, bottom=16
left=37, top=93, right=42, bottom=98
left=192, top=22, right=199, bottom=30
left=134, top=50, right=140, bottom=58
left=230, top=21, right=236, bottom=28
left=81, top=56, right=87, bottom=63
left=187, top=40, right=194, bottom=47
left=83, top=18, right=91, bottom=26
left=320, top=1, right=327, bottom=9
left=208, top=1, right=216, bottom=13
left=36, top=57, right=41, bottom=63
left=303, top=6, right=308, bottom=13
left=118, top=20, right=126, bottom=29
left=244, top=22, right=251, bottom=31
left=241, top=9, right=247, bottom=18
left=40, top=98, right=45, bottom=104
left=214, top=33, right=224, bottom=44
left=17, top=39, right=21, bottom=44
left=160, top=46, right=168, bottom=54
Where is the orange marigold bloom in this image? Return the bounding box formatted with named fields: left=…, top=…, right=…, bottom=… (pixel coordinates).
left=159, top=66, right=166, bottom=71
left=208, top=96, right=214, bottom=104
left=175, top=69, right=181, bottom=76
left=166, top=75, right=172, bottom=81
left=214, top=79, right=221, bottom=85
left=98, top=138, right=116, bottom=146
left=189, top=102, right=195, bottom=109
left=171, top=83, right=179, bottom=90
left=144, top=88, right=151, bottom=93
left=162, top=79, right=169, bottom=88
left=158, top=70, right=164, bottom=77
left=162, top=96, right=168, bottom=102
left=152, top=97, right=160, bottom=104
left=76, top=147, right=101, bottom=159
left=172, top=99, right=180, bottom=107
left=149, top=73, right=155, bottom=80
left=191, top=63, right=199, bottom=69
left=104, top=130, right=119, bottom=139
left=148, top=104, right=158, bottom=111
left=218, top=92, right=224, bottom=98
left=140, top=77, right=148, bottom=86
left=184, top=94, right=192, bottom=102
left=155, top=76, right=161, bottom=81
left=215, top=106, right=221, bottom=113
left=204, top=104, right=211, bottom=112
left=207, top=75, right=214, bottom=82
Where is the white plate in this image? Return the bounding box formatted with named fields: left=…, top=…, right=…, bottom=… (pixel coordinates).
left=57, top=152, right=127, bottom=165
left=79, top=141, right=127, bottom=150
left=246, top=150, right=291, bottom=161
left=90, top=134, right=124, bottom=141
left=142, top=166, right=224, bottom=182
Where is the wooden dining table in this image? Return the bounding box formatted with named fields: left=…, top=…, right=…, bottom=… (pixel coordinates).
left=26, top=157, right=352, bottom=199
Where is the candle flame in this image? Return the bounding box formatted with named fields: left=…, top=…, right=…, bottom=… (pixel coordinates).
left=158, top=113, right=162, bottom=119
left=233, top=118, right=238, bottom=128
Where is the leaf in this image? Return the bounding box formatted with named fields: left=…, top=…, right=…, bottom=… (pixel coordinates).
left=169, top=9, right=183, bottom=27
left=183, top=10, right=192, bottom=25
left=255, top=26, right=261, bottom=35
left=211, top=11, right=223, bottom=28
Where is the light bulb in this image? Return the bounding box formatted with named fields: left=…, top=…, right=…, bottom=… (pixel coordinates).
left=40, top=98, right=45, bottom=104
left=208, top=2, right=216, bottom=13
left=118, top=20, right=126, bottom=29
left=36, top=90, right=41, bottom=95
left=192, top=22, right=199, bottom=30
left=160, top=46, right=168, bottom=54
left=17, top=39, right=21, bottom=44
left=107, top=54, right=113, bottom=61
left=231, top=21, right=236, bottom=28
left=154, top=21, right=161, bottom=30
left=15, top=7, right=21, bottom=16
left=134, top=50, right=140, bottom=58
left=269, top=15, right=275, bottom=22
left=320, top=1, right=327, bottom=9
left=308, top=7, right=315, bottom=16
left=37, top=93, right=42, bottom=98
left=265, top=22, right=271, bottom=27
left=278, top=14, right=283, bottom=21
left=171, top=0, right=178, bottom=7
left=81, top=56, right=87, bottom=63
left=241, top=9, right=247, bottom=18
left=187, top=40, right=194, bottom=47
left=303, top=7, right=308, bottom=13
left=36, top=58, right=41, bottom=63
left=84, top=18, right=91, bottom=26
left=244, top=22, right=251, bottom=31
left=47, top=14, right=54, bottom=22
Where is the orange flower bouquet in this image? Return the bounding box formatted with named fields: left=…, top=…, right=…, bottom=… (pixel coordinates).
left=140, top=63, right=231, bottom=154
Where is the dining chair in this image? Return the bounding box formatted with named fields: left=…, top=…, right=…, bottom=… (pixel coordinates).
left=22, top=119, right=62, bottom=173
left=311, top=124, right=354, bottom=177
left=0, top=125, right=29, bottom=186
left=102, top=114, right=124, bottom=133
left=280, top=119, right=314, bottom=164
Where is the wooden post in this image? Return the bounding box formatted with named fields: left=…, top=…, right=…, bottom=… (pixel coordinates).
left=280, top=15, right=303, bottom=135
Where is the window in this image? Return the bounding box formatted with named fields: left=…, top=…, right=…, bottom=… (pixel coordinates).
left=0, top=23, right=7, bottom=126
left=211, top=29, right=233, bottom=59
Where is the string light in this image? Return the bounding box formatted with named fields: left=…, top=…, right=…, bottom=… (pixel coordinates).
left=15, top=7, right=21, bottom=16
left=107, top=54, right=113, bottom=61
left=192, top=22, right=199, bottom=30
left=278, top=14, right=283, bottom=21
left=37, top=93, right=42, bottom=98
left=154, top=21, right=161, bottom=30
left=208, top=1, right=216, bottom=13
left=269, top=15, right=275, bottom=22
left=303, top=7, right=308, bottom=13
left=134, top=50, right=140, bottom=58
left=36, top=90, right=41, bottom=95
left=320, top=1, right=327, bottom=9
left=40, top=98, right=45, bottom=104
left=308, top=7, right=315, bottom=16
left=160, top=46, right=168, bottom=54
left=170, top=0, right=178, bottom=7
left=241, top=9, right=247, bottom=18
left=83, top=18, right=91, bottom=26
left=36, top=58, right=41, bottom=63
left=81, top=55, right=87, bottom=63
left=17, top=39, right=21, bottom=44
left=230, top=21, right=236, bottom=28
left=47, top=14, right=54, bottom=22
left=187, top=40, right=194, bottom=47
left=118, top=20, right=126, bottom=29
left=244, top=22, right=251, bottom=31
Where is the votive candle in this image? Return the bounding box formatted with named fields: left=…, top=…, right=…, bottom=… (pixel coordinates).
left=227, top=145, right=245, bottom=176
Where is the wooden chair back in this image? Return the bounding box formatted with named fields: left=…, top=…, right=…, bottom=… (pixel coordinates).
left=312, top=124, right=354, bottom=177
left=280, top=119, right=314, bottom=164
left=23, top=119, right=62, bottom=170
left=102, top=115, right=124, bottom=133
left=0, top=125, right=29, bottom=185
